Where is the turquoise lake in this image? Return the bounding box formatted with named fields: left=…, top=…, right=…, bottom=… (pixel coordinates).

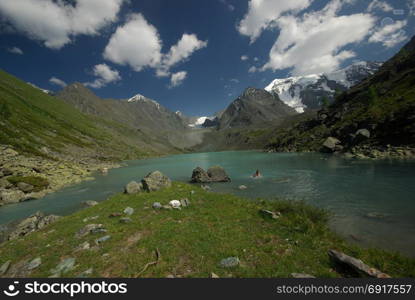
left=1, top=151, right=414, bottom=257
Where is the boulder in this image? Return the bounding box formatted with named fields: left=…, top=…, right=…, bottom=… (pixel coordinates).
left=220, top=257, right=240, bottom=268
left=152, top=202, right=162, bottom=209
left=169, top=200, right=181, bottom=208
left=124, top=181, right=142, bottom=194
left=141, top=171, right=172, bottom=192
left=354, top=129, right=371, bottom=144
left=207, top=166, right=231, bottom=182
left=322, top=137, right=342, bottom=153
left=8, top=212, right=60, bottom=241
left=76, top=224, right=104, bottom=238
left=190, top=167, right=211, bottom=183
left=0, top=190, right=25, bottom=204
left=84, top=200, right=98, bottom=207
left=17, top=182, right=34, bottom=193
left=123, top=207, right=134, bottom=215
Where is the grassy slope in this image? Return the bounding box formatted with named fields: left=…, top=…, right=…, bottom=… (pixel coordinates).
left=0, top=183, right=413, bottom=278
left=0, top=70, right=172, bottom=160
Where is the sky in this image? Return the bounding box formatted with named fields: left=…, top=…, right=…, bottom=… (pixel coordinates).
left=0, top=0, right=414, bottom=116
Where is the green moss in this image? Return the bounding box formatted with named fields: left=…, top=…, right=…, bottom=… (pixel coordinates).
left=0, top=183, right=413, bottom=278
left=7, top=176, right=49, bottom=192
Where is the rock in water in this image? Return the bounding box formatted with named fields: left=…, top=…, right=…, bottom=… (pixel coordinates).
left=141, top=171, right=172, bottom=192
left=124, top=181, right=142, bottom=194
left=322, top=137, right=342, bottom=153
left=239, top=185, right=247, bottom=190
left=220, top=257, right=240, bottom=268
left=190, top=167, right=211, bottom=183
left=207, top=166, right=231, bottom=182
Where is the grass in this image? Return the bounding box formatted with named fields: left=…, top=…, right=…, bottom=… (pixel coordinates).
left=7, top=176, right=49, bottom=192
left=0, top=183, right=414, bottom=278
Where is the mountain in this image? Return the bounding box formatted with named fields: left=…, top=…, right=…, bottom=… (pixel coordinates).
left=265, top=61, right=382, bottom=113
left=266, top=36, right=415, bottom=158
left=218, top=87, right=297, bottom=129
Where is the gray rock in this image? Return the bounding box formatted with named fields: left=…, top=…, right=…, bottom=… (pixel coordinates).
left=95, top=235, right=111, bottom=245
left=27, top=257, right=42, bottom=270
left=124, top=181, right=142, bottom=194
left=207, top=166, right=231, bottom=182
left=152, top=202, right=162, bottom=209
left=8, top=212, right=60, bottom=240
left=119, top=217, right=132, bottom=224
left=291, top=273, right=316, bottom=278
left=239, top=185, right=248, bottom=190
left=74, top=241, right=90, bottom=252
left=76, top=224, right=104, bottom=238
left=50, top=258, right=75, bottom=276
left=355, top=129, right=371, bottom=140
left=191, top=167, right=211, bottom=183
left=180, top=198, right=190, bottom=207
left=322, top=137, right=342, bottom=153
left=220, top=257, right=240, bottom=268
left=141, top=171, right=172, bottom=192
left=78, top=268, right=93, bottom=278
left=0, top=190, right=25, bottom=204
left=0, top=260, right=11, bottom=275
left=17, top=182, right=34, bottom=193
left=201, top=184, right=212, bottom=191
left=84, top=200, right=98, bottom=207
left=123, top=207, right=134, bottom=215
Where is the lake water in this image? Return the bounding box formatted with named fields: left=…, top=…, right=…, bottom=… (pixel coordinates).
left=1, top=151, right=415, bottom=257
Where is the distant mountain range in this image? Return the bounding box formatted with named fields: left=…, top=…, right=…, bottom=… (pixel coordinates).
left=265, top=61, right=382, bottom=113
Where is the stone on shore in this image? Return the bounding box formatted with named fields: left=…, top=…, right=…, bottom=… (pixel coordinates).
left=124, top=181, right=143, bottom=194
left=322, top=137, right=342, bottom=153
left=141, top=171, right=172, bottom=192
left=8, top=212, right=60, bottom=241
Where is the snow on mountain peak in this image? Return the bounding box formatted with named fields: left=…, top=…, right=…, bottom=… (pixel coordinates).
left=127, top=93, right=161, bottom=110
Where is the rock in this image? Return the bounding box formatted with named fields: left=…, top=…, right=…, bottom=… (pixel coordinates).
left=220, top=257, right=240, bottom=268
left=207, top=166, right=231, bottom=182
left=78, top=268, right=93, bottom=278
left=354, top=129, right=371, bottom=143
left=27, top=257, right=42, bottom=270
left=119, top=217, right=132, bottom=224
left=141, top=171, right=172, bottom=192
left=74, top=241, right=90, bottom=252
left=152, top=202, right=162, bottom=209
left=201, top=184, right=212, bottom=191
left=191, top=167, right=211, bottom=183
left=180, top=198, right=190, bottom=207
left=124, top=181, right=142, bottom=194
left=76, top=224, right=105, bottom=238
left=328, top=249, right=390, bottom=278
left=123, top=207, right=134, bottom=215
left=0, top=190, right=25, bottom=204
left=50, top=258, right=75, bottom=276
left=211, top=272, right=220, bottom=278
left=84, top=200, right=98, bottom=207
left=169, top=200, right=181, bottom=208
left=239, top=185, right=248, bottom=190
left=0, top=260, right=11, bottom=275
left=1, top=168, right=13, bottom=176
left=260, top=209, right=281, bottom=220
left=322, top=137, right=342, bottom=153
left=95, top=235, right=111, bottom=245
left=291, top=273, right=315, bottom=278
left=8, top=212, right=60, bottom=240
left=83, top=216, right=99, bottom=222
left=17, top=182, right=34, bottom=193
left=4, top=148, right=18, bottom=156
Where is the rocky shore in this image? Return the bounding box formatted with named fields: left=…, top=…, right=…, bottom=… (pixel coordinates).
left=0, top=144, right=120, bottom=207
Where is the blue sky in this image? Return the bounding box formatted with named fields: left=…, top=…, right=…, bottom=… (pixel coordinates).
left=0, top=0, right=414, bottom=116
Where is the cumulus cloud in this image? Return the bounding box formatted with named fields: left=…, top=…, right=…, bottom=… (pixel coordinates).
left=104, top=13, right=207, bottom=81
left=0, top=0, right=125, bottom=49
left=103, top=13, right=162, bottom=72
left=7, top=46, right=23, bottom=55
left=49, top=77, right=67, bottom=88
left=369, top=20, right=408, bottom=48
left=241, top=55, right=249, bottom=61
left=237, top=0, right=312, bottom=42
left=85, top=63, right=121, bottom=89
left=170, top=71, right=187, bottom=88
left=367, top=0, right=393, bottom=12
left=257, top=0, right=376, bottom=75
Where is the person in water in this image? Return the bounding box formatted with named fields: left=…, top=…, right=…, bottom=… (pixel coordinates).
left=253, top=169, right=261, bottom=177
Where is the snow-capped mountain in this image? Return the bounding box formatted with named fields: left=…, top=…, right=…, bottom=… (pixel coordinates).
left=28, top=82, right=51, bottom=95
left=265, top=61, right=382, bottom=113
left=127, top=93, right=161, bottom=110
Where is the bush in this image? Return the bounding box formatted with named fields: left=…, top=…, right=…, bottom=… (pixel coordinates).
left=7, top=176, right=49, bottom=192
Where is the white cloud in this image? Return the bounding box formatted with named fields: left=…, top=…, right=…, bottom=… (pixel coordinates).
left=170, top=71, right=187, bottom=88
left=219, top=0, right=235, bottom=12
left=230, top=78, right=240, bottom=83
left=85, top=63, right=121, bottom=89
left=7, top=46, right=23, bottom=55
left=409, top=0, right=415, bottom=15
left=158, top=33, right=208, bottom=77
left=49, top=77, right=67, bottom=88
left=248, top=66, right=257, bottom=73
left=237, top=0, right=312, bottom=42
left=241, top=55, right=249, bottom=61
left=0, top=0, right=125, bottom=49
left=367, top=0, right=394, bottom=12
left=260, top=0, right=376, bottom=75
left=369, top=20, right=408, bottom=47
